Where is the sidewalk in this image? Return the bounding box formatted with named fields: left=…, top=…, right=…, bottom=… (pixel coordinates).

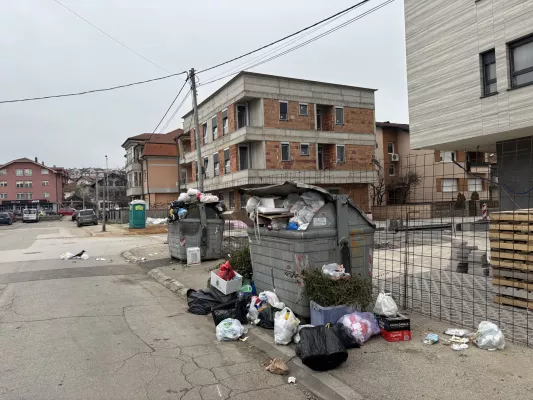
left=126, top=244, right=533, bottom=400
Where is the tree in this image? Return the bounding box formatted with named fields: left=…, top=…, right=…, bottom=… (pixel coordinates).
left=370, top=176, right=386, bottom=206
left=386, top=170, right=422, bottom=204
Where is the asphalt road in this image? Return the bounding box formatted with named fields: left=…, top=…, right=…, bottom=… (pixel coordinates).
left=0, top=220, right=310, bottom=400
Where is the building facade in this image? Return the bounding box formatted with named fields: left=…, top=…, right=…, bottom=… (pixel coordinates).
left=122, top=130, right=183, bottom=209
left=375, top=122, right=494, bottom=204
left=404, top=0, right=533, bottom=209
left=178, top=72, right=377, bottom=211
left=0, top=158, right=67, bottom=212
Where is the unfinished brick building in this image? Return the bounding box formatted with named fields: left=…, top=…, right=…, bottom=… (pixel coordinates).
left=178, top=72, right=377, bottom=211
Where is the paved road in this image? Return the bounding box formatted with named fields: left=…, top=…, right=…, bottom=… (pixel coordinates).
left=0, top=220, right=310, bottom=400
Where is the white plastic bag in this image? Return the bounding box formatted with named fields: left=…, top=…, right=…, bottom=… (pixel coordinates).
left=246, top=196, right=261, bottom=216
left=337, top=311, right=380, bottom=345
left=187, top=188, right=200, bottom=197
left=373, top=291, right=399, bottom=317
left=283, top=193, right=301, bottom=210
left=301, top=191, right=325, bottom=212
left=60, top=252, right=74, bottom=260
left=293, top=324, right=314, bottom=344
left=321, top=263, right=349, bottom=280
left=216, top=318, right=247, bottom=341
left=474, top=321, right=505, bottom=350
left=199, top=193, right=219, bottom=203
left=274, top=308, right=300, bottom=345
left=258, top=291, right=285, bottom=309
left=80, top=253, right=89, bottom=260
left=178, top=193, right=190, bottom=203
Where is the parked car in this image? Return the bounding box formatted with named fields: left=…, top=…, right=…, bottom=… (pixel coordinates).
left=0, top=212, right=13, bottom=225
left=76, top=210, right=97, bottom=227
left=72, top=210, right=79, bottom=221
left=5, top=211, right=16, bottom=222
left=22, top=209, right=39, bottom=223
left=58, top=207, right=76, bottom=216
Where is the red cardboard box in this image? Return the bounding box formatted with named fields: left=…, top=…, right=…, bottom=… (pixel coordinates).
left=380, top=329, right=411, bottom=342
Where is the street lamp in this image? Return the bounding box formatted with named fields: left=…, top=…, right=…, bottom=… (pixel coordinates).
left=102, top=155, right=108, bottom=232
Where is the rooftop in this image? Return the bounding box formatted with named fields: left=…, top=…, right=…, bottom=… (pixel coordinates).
left=376, top=121, right=410, bottom=131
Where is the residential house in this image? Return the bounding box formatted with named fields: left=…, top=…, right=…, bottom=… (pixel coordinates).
left=404, top=0, right=533, bottom=209
left=177, top=72, right=377, bottom=211
left=122, top=129, right=182, bottom=209
left=89, top=172, right=127, bottom=210
left=0, top=157, right=68, bottom=212
left=375, top=122, right=494, bottom=204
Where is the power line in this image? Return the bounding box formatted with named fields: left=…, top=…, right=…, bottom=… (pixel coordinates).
left=199, top=0, right=395, bottom=87
left=152, top=77, right=189, bottom=133
left=0, top=71, right=187, bottom=104
left=159, top=90, right=192, bottom=133
left=52, top=0, right=170, bottom=73
left=196, top=0, right=370, bottom=74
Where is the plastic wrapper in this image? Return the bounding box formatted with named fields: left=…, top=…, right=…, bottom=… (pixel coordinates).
left=178, top=193, right=191, bottom=203
left=211, top=294, right=251, bottom=326
left=297, top=208, right=315, bottom=224
left=187, top=188, right=200, bottom=197
left=246, top=197, right=261, bottom=216
left=321, top=263, right=350, bottom=280
left=297, top=223, right=309, bottom=231
left=474, top=321, right=505, bottom=350
left=287, top=222, right=298, bottom=230
left=301, top=191, right=325, bottom=212
left=283, top=193, right=301, bottom=210
left=271, top=218, right=289, bottom=231
left=293, top=324, right=314, bottom=344
left=295, top=325, right=348, bottom=371
left=217, top=261, right=236, bottom=281
left=373, top=290, right=399, bottom=317
left=337, top=311, right=380, bottom=345
left=289, top=200, right=306, bottom=216
left=200, top=193, right=219, bottom=203
left=216, top=318, right=247, bottom=341
left=274, top=308, right=301, bottom=345
left=178, top=208, right=188, bottom=220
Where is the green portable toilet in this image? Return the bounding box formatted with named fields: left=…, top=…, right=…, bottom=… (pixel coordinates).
left=129, top=200, right=146, bottom=229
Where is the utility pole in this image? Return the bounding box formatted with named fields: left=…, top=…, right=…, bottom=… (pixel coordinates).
left=95, top=176, right=99, bottom=219
left=102, top=156, right=108, bottom=232
left=175, top=137, right=181, bottom=193
left=189, top=68, right=204, bottom=192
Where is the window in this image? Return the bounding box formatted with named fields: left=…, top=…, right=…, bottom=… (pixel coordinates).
left=24, top=169, right=32, bottom=176
left=16, top=193, right=24, bottom=200
left=42, top=180, right=49, bottom=186
left=133, top=172, right=138, bottom=187
left=281, top=142, right=290, bottom=162
left=213, top=153, right=220, bottom=176
left=279, top=101, right=288, bottom=121
left=0, top=194, right=7, bottom=199
left=222, top=109, right=228, bottom=135
left=388, top=163, right=396, bottom=176
left=212, top=115, right=218, bottom=139
left=16, top=169, right=23, bottom=176
left=335, top=107, right=344, bottom=125
left=41, top=169, right=49, bottom=175
left=43, top=192, right=50, bottom=198
left=224, top=148, right=230, bottom=174
left=240, top=194, right=247, bottom=209
left=387, top=142, right=395, bottom=154
left=509, top=34, right=533, bottom=88
left=144, top=170, right=147, bottom=182
left=336, top=145, right=346, bottom=163
left=237, top=104, right=247, bottom=129
left=0, top=169, right=6, bottom=175
left=440, top=151, right=456, bottom=162
left=16, top=181, right=23, bottom=188
left=442, top=178, right=458, bottom=192
left=202, top=122, right=208, bottom=144
left=468, top=178, right=483, bottom=192
left=481, top=49, right=497, bottom=96
left=229, top=191, right=235, bottom=209
left=0, top=181, right=6, bottom=187
left=25, top=193, right=32, bottom=200
left=239, top=145, right=249, bottom=170
left=299, top=103, right=308, bottom=116
left=204, top=156, right=209, bottom=179
left=300, top=143, right=310, bottom=156
left=24, top=181, right=32, bottom=188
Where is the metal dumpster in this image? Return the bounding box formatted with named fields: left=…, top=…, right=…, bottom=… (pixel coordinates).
left=168, top=203, right=224, bottom=261
left=243, top=182, right=375, bottom=318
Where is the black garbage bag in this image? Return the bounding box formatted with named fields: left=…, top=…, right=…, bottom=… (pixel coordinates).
left=330, top=323, right=361, bottom=349
left=186, top=287, right=237, bottom=315
left=295, top=325, right=348, bottom=371
left=256, top=304, right=281, bottom=330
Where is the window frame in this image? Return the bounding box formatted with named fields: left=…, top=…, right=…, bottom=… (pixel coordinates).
left=213, top=152, right=220, bottom=177
left=16, top=193, right=24, bottom=200
left=509, top=34, right=533, bottom=89
left=25, top=193, right=32, bottom=200
left=43, top=192, right=50, bottom=198
left=300, top=143, right=310, bottom=156
left=0, top=181, right=7, bottom=187
left=224, top=148, right=230, bottom=174
left=440, top=151, right=456, bottom=163
left=442, top=178, right=458, bottom=193
left=16, top=181, right=24, bottom=188
left=41, top=168, right=49, bottom=175
left=24, top=181, right=32, bottom=188
left=299, top=103, right=308, bottom=116
left=481, top=49, right=497, bottom=96
left=16, top=169, right=23, bottom=177
left=0, top=169, right=6, bottom=175
left=222, top=109, right=228, bottom=135
left=202, top=122, right=208, bottom=144
left=387, top=142, right=395, bottom=154
left=388, top=163, right=396, bottom=176
left=212, top=115, right=218, bottom=139
left=281, top=142, right=291, bottom=162
left=279, top=101, right=288, bottom=121
left=42, top=180, right=49, bottom=187
left=24, top=169, right=32, bottom=176
left=229, top=191, right=235, bottom=209
left=336, top=144, right=346, bottom=164
left=0, top=194, right=7, bottom=199
left=203, top=156, right=209, bottom=179
left=335, top=106, right=344, bottom=126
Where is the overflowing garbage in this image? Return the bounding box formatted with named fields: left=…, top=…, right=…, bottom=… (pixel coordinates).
left=167, top=188, right=225, bottom=223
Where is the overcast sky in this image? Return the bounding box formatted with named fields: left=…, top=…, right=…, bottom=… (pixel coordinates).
left=0, top=0, right=407, bottom=169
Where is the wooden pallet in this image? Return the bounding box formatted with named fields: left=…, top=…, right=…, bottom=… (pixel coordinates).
left=489, top=231, right=533, bottom=242
left=490, top=223, right=533, bottom=233
left=494, top=295, right=533, bottom=310
left=493, top=277, right=533, bottom=291
left=491, top=210, right=533, bottom=222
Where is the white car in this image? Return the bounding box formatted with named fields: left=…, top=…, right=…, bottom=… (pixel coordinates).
left=22, top=209, right=39, bottom=223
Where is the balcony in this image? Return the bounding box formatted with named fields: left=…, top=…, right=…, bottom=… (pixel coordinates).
left=126, top=186, right=143, bottom=197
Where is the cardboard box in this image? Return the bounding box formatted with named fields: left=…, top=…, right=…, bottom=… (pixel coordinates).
left=380, top=329, right=411, bottom=342
left=210, top=270, right=243, bottom=295
left=377, top=314, right=411, bottom=332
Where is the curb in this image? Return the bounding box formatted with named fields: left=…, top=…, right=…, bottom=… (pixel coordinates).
left=122, top=251, right=139, bottom=262
left=147, top=268, right=189, bottom=298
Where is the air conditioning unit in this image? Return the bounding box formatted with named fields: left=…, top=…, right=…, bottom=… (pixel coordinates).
left=390, top=153, right=400, bottom=162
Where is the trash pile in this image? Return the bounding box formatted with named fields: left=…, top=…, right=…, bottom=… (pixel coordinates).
left=60, top=250, right=89, bottom=260
left=423, top=321, right=505, bottom=351
left=245, top=190, right=325, bottom=231
left=168, top=188, right=226, bottom=222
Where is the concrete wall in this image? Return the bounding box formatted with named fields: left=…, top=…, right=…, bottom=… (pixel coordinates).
left=250, top=142, right=265, bottom=169
left=405, top=0, right=533, bottom=151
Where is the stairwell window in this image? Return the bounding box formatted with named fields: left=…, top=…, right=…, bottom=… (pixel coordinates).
left=202, top=122, right=207, bottom=144
left=212, top=115, right=218, bottom=139
left=213, top=153, right=219, bottom=177
left=281, top=142, right=290, bottom=162
left=224, top=148, right=230, bottom=174
left=481, top=49, right=497, bottom=96
left=279, top=101, right=288, bottom=121
left=335, top=107, right=344, bottom=125
left=222, top=109, right=228, bottom=135
left=509, top=34, right=533, bottom=89
left=336, top=145, right=346, bottom=163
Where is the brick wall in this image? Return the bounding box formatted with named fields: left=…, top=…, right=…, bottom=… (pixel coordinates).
left=228, top=104, right=236, bottom=134
left=323, top=144, right=374, bottom=170
left=265, top=141, right=317, bottom=170
left=334, top=108, right=374, bottom=134
left=322, top=184, right=370, bottom=213
left=319, top=105, right=335, bottom=132
left=263, top=99, right=316, bottom=130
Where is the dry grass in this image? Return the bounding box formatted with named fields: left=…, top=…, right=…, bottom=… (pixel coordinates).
left=124, top=225, right=168, bottom=235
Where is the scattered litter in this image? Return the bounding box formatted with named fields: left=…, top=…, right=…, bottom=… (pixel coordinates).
left=140, top=257, right=146, bottom=261
left=474, top=321, right=505, bottom=350
left=451, top=343, right=469, bottom=351
left=373, top=290, right=399, bottom=317
left=321, top=263, right=350, bottom=280
left=80, top=253, right=89, bottom=260
left=239, top=336, right=248, bottom=342
left=423, top=333, right=439, bottom=345
left=215, top=318, right=247, bottom=341
left=146, top=217, right=167, bottom=225
left=274, top=307, right=300, bottom=345
left=288, top=377, right=296, bottom=384
left=258, top=291, right=285, bottom=310
left=95, top=257, right=106, bottom=261
left=265, top=358, right=289, bottom=375
left=72, top=250, right=85, bottom=258
left=154, top=253, right=158, bottom=255
left=444, top=328, right=472, bottom=338
left=60, top=252, right=74, bottom=260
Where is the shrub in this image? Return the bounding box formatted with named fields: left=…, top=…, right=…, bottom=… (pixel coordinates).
left=228, top=246, right=253, bottom=279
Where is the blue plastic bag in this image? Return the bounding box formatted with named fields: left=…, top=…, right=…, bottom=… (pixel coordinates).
left=287, top=221, right=299, bottom=230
